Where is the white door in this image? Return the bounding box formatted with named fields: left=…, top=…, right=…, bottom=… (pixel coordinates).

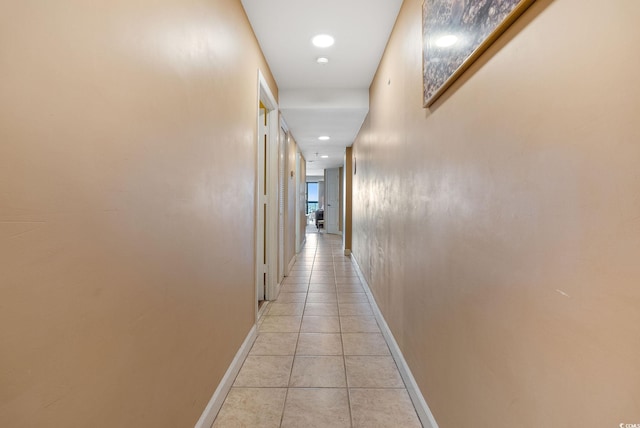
left=277, top=125, right=286, bottom=282
left=257, top=106, right=267, bottom=301
left=256, top=71, right=279, bottom=304
left=295, top=152, right=301, bottom=253
left=325, top=168, right=340, bottom=234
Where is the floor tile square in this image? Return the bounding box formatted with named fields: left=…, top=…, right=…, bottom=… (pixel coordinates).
left=336, top=283, right=365, bottom=292
left=337, top=292, right=368, bottom=303
left=310, top=271, right=335, bottom=276
left=259, top=316, right=302, bottom=332
left=305, top=302, right=339, bottom=316
left=335, top=277, right=362, bottom=285
left=335, top=272, right=358, bottom=277
left=309, top=278, right=336, bottom=284
left=250, top=333, right=298, bottom=355
left=233, top=356, right=293, bottom=387
left=281, top=283, right=309, bottom=293
left=281, top=388, right=350, bottom=428
left=309, top=283, right=336, bottom=293
left=339, top=302, right=373, bottom=316
left=289, top=356, right=346, bottom=387
left=296, top=333, right=343, bottom=355
left=342, top=333, right=390, bottom=355
left=276, top=292, right=307, bottom=303
left=349, top=389, right=422, bottom=428
left=213, top=388, right=287, bottom=428
left=287, top=270, right=312, bottom=276
left=306, top=292, right=337, bottom=303
left=282, top=277, right=310, bottom=285
left=334, top=273, right=356, bottom=278
left=345, top=356, right=404, bottom=388
left=340, top=316, right=381, bottom=333
left=268, top=302, right=305, bottom=316
left=301, top=316, right=341, bottom=333
left=311, top=263, right=333, bottom=269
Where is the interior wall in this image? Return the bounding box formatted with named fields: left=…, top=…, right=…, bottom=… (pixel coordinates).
left=284, top=131, right=298, bottom=269
left=0, top=0, right=277, bottom=426
left=352, top=0, right=640, bottom=426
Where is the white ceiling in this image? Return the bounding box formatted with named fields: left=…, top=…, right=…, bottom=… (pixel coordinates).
left=241, top=0, right=403, bottom=176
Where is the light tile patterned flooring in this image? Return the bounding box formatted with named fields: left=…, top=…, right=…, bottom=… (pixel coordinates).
left=212, top=230, right=422, bottom=428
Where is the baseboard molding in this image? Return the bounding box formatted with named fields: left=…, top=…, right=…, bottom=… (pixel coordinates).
left=194, top=325, right=258, bottom=428
left=351, top=255, right=439, bottom=428
left=287, top=255, right=296, bottom=276
left=257, top=300, right=270, bottom=320
left=270, top=280, right=281, bottom=301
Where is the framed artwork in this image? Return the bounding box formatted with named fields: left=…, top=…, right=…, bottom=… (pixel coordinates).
left=422, top=0, right=535, bottom=107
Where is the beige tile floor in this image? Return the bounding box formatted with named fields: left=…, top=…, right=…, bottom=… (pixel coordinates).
left=212, top=229, right=422, bottom=428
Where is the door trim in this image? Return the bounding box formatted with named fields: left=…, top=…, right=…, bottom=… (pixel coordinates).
left=325, top=167, right=340, bottom=234
left=256, top=70, right=279, bottom=315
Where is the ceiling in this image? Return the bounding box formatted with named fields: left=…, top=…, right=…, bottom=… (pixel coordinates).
left=241, top=0, right=403, bottom=176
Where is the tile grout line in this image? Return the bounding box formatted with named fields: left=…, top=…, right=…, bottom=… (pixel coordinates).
left=334, top=250, right=355, bottom=428
left=279, top=231, right=317, bottom=427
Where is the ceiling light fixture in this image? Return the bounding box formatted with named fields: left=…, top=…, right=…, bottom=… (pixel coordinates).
left=316, top=57, right=329, bottom=64
left=318, top=136, right=330, bottom=141
left=312, top=34, right=335, bottom=48
left=321, top=155, right=329, bottom=158
left=435, top=35, right=458, bottom=47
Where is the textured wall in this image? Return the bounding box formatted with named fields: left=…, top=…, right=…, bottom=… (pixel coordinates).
left=0, top=0, right=276, bottom=426
left=353, top=0, right=640, bottom=426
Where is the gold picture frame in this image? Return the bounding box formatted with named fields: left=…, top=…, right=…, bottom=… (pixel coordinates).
left=423, top=0, right=536, bottom=107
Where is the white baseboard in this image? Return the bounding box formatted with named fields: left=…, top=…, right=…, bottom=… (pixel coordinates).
left=194, top=325, right=258, bottom=428
left=287, top=255, right=296, bottom=275
left=257, top=300, right=270, bottom=320
left=351, top=255, right=439, bottom=428
left=270, top=281, right=281, bottom=301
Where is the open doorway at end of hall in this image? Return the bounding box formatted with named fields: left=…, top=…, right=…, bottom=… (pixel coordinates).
left=305, top=167, right=343, bottom=235
left=306, top=179, right=321, bottom=230
left=305, top=176, right=324, bottom=231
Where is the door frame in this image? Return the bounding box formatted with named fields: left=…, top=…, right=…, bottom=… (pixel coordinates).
left=325, top=167, right=341, bottom=235
left=295, top=151, right=302, bottom=253
left=277, top=119, right=288, bottom=281
left=256, top=70, right=279, bottom=315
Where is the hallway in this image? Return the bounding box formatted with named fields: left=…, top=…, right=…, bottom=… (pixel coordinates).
left=212, top=231, right=422, bottom=427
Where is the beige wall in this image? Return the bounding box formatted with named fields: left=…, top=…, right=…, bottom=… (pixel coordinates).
left=0, top=0, right=276, bottom=426
left=352, top=0, right=640, bottom=426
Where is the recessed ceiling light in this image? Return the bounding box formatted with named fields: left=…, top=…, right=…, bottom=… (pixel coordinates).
left=312, top=34, right=335, bottom=48
left=317, top=57, right=329, bottom=64
left=321, top=155, right=329, bottom=158
left=435, top=35, right=458, bottom=47
left=318, top=136, right=330, bottom=141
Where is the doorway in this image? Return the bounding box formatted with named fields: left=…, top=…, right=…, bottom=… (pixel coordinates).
left=256, top=71, right=279, bottom=312
left=325, top=167, right=340, bottom=234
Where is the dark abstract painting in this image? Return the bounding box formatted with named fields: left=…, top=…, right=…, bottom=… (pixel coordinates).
left=423, top=0, right=535, bottom=106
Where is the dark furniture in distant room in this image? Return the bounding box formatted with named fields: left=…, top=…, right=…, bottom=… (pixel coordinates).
left=315, top=209, right=324, bottom=229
